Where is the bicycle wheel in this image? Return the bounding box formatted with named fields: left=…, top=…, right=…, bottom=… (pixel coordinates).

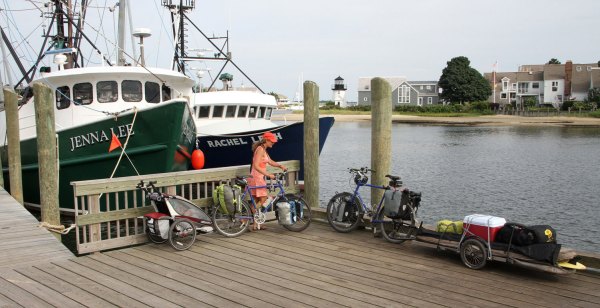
left=377, top=206, right=417, bottom=244
left=282, top=195, right=312, bottom=232
left=169, top=219, right=196, bottom=251
left=146, top=224, right=168, bottom=244
left=212, top=200, right=251, bottom=237
left=460, top=238, right=488, bottom=269
left=326, top=192, right=362, bottom=233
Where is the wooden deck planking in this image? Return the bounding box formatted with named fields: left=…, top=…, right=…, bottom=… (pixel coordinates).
left=0, top=189, right=73, bottom=269
left=0, top=219, right=597, bottom=307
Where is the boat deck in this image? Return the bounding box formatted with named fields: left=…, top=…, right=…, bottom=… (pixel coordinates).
left=0, top=188, right=73, bottom=269
left=0, top=217, right=599, bottom=307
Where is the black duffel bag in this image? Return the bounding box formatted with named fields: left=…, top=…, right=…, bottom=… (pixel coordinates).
left=495, top=223, right=557, bottom=246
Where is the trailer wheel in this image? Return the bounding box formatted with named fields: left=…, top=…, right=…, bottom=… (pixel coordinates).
left=460, top=238, right=488, bottom=270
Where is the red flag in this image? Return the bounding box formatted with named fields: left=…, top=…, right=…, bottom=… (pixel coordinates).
left=109, top=132, right=122, bottom=152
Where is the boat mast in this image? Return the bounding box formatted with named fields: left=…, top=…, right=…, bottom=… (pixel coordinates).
left=117, top=0, right=127, bottom=66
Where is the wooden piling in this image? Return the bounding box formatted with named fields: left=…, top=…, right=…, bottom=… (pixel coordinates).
left=370, top=77, right=392, bottom=209
left=33, top=83, right=60, bottom=239
left=3, top=88, right=24, bottom=205
left=303, top=81, right=319, bottom=209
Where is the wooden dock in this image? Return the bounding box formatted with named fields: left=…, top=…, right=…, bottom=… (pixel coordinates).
left=0, top=219, right=598, bottom=307
left=0, top=188, right=73, bottom=269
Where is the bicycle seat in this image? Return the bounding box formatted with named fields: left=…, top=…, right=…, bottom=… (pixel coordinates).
left=235, top=177, right=249, bottom=186
left=386, top=175, right=400, bottom=181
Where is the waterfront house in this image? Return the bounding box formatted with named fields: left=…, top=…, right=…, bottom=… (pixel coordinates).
left=357, top=77, right=440, bottom=107
left=484, top=61, right=600, bottom=109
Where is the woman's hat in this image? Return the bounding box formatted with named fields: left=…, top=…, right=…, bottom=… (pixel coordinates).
left=263, top=131, right=278, bottom=143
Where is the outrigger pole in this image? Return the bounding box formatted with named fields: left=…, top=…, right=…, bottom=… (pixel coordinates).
left=164, top=0, right=265, bottom=93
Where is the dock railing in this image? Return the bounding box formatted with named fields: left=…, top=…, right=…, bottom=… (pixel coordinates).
left=71, top=160, right=300, bottom=254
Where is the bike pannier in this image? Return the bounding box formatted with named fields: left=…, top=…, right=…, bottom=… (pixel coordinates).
left=213, top=183, right=241, bottom=214
left=383, top=188, right=408, bottom=219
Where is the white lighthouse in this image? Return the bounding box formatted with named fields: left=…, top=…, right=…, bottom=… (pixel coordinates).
left=332, top=76, right=347, bottom=107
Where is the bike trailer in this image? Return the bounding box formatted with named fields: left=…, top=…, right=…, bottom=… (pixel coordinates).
left=144, top=212, right=171, bottom=240
left=463, top=214, right=506, bottom=242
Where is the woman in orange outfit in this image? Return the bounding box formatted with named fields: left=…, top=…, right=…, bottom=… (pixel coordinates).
left=248, top=131, right=287, bottom=230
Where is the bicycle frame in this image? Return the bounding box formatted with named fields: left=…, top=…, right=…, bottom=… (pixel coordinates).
left=350, top=180, right=388, bottom=223
left=241, top=179, right=286, bottom=213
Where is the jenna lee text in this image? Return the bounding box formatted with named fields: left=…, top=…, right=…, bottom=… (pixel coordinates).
left=69, top=124, right=134, bottom=151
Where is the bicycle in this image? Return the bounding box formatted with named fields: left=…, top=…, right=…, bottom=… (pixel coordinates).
left=326, top=167, right=422, bottom=243
left=212, top=171, right=312, bottom=237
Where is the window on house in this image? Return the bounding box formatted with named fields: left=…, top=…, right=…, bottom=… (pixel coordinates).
left=420, top=85, right=424, bottom=90
left=552, top=81, right=558, bottom=92
left=500, top=93, right=507, bottom=99
left=511, top=83, right=517, bottom=90
left=502, top=81, right=508, bottom=90
left=576, top=66, right=582, bottom=72
left=398, top=85, right=410, bottom=103
left=418, top=97, right=423, bottom=106
left=532, top=82, right=539, bottom=89
left=426, top=85, right=431, bottom=90
left=587, top=66, right=593, bottom=72
left=363, top=97, right=368, bottom=102
left=427, top=97, right=433, bottom=104
left=56, top=86, right=70, bottom=109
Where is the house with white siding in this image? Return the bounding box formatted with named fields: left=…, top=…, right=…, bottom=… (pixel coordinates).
left=484, top=61, right=600, bottom=108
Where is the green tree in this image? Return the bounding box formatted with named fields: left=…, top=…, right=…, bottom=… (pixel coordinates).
left=548, top=58, right=561, bottom=64
left=523, top=97, right=538, bottom=108
left=438, top=56, right=492, bottom=104
left=588, top=87, right=600, bottom=107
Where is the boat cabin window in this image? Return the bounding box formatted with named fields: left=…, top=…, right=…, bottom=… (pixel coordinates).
left=56, top=86, right=70, bottom=109
left=145, top=81, right=160, bottom=103
left=73, top=82, right=93, bottom=105
left=225, top=105, right=236, bottom=118
left=248, top=106, right=257, bottom=118
left=162, top=84, right=171, bottom=101
left=237, top=105, right=248, bottom=118
left=97, top=81, right=118, bottom=103
left=257, top=106, right=266, bottom=118
left=212, top=105, right=224, bottom=118
left=197, top=106, right=210, bottom=118
left=266, top=107, right=273, bottom=119
left=122, top=80, right=142, bottom=102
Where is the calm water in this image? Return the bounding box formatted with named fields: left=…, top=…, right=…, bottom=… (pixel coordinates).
left=317, top=121, right=600, bottom=253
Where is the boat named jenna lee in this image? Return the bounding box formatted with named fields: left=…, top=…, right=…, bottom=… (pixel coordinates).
left=189, top=90, right=335, bottom=178
left=0, top=66, right=197, bottom=212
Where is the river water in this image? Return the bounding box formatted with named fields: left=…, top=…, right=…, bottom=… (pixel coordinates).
left=316, top=121, right=600, bottom=253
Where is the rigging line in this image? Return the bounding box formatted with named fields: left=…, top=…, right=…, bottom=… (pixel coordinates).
left=183, top=14, right=265, bottom=94
left=100, top=107, right=140, bottom=201
left=151, top=0, right=174, bottom=67
left=85, top=1, right=109, bottom=66
left=0, top=7, right=40, bottom=12
left=0, top=2, right=37, bottom=62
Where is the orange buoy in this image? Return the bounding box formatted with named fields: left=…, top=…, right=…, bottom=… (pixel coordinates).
left=191, top=149, right=205, bottom=169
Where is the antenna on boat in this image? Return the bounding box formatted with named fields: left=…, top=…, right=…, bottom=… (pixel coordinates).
left=132, top=28, right=151, bottom=66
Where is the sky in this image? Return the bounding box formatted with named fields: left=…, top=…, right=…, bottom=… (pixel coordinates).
left=2, top=0, right=600, bottom=101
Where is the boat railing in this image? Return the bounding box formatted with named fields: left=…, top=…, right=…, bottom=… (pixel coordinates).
left=71, top=160, right=300, bottom=254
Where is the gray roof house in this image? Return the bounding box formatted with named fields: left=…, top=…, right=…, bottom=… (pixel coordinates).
left=357, top=77, right=440, bottom=106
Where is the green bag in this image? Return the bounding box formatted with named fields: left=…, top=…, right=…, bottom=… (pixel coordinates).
left=437, top=220, right=463, bottom=234
left=213, top=183, right=241, bottom=214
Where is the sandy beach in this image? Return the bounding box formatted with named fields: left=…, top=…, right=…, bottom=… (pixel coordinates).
left=271, top=113, right=600, bottom=127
